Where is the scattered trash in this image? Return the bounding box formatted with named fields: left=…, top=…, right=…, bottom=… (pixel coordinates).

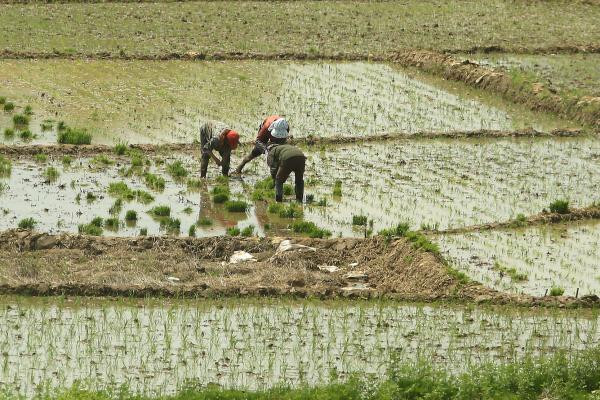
left=345, top=272, right=368, bottom=280
left=276, top=239, right=317, bottom=253
left=342, top=283, right=370, bottom=293
left=318, top=265, right=339, bottom=273
left=348, top=262, right=359, bottom=267
left=166, top=276, right=180, bottom=282
left=229, top=251, right=257, bottom=264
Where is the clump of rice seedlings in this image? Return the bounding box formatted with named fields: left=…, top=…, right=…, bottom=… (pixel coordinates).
left=509, top=213, right=528, bottom=228
left=241, top=225, right=255, bottom=237
left=34, top=153, right=48, bottom=163
left=149, top=205, right=170, bottom=217
left=0, top=156, right=11, bottom=177
left=114, top=141, right=128, bottom=155
left=226, top=227, right=241, bottom=236
left=75, top=193, right=81, bottom=203
left=86, top=192, right=97, bottom=202
left=290, top=220, right=331, bottom=238
left=12, top=114, right=29, bottom=127
left=549, top=199, right=570, bottom=214
left=252, top=177, right=275, bottom=201
left=62, top=155, right=73, bottom=166
left=19, top=130, right=33, bottom=141
left=41, top=120, right=53, bottom=131
left=3, top=128, right=14, bottom=139
left=493, top=261, right=528, bottom=282
left=78, top=222, right=103, bottom=236
left=161, top=217, right=180, bottom=234
left=167, top=160, right=188, bottom=179
left=0, top=182, right=7, bottom=193
left=139, top=228, right=148, bottom=236
left=24, top=105, right=33, bottom=116
left=316, top=198, right=328, bottom=207
left=0, top=97, right=5, bottom=104
left=92, top=155, right=114, bottom=166
left=216, top=175, right=229, bottom=184
left=305, top=194, right=315, bottom=203
left=107, top=181, right=154, bottom=204
left=130, top=154, right=144, bottom=168
left=125, top=210, right=137, bottom=221
left=3, top=102, right=15, bottom=112
left=57, top=121, right=66, bottom=131
left=109, top=198, right=123, bottom=215
left=278, top=203, right=303, bottom=218
left=188, top=224, right=196, bottom=237
left=197, top=216, right=213, bottom=226
left=283, top=184, right=294, bottom=195
left=43, top=166, right=59, bottom=182
left=333, top=180, right=342, bottom=196
left=267, top=202, right=285, bottom=214
left=352, top=215, right=368, bottom=226
left=134, top=190, right=154, bottom=204
left=212, top=185, right=230, bottom=203
left=224, top=200, right=248, bottom=212
left=144, top=173, right=166, bottom=191
left=549, top=286, right=565, bottom=296
left=90, top=217, right=103, bottom=227
left=187, top=178, right=202, bottom=190
left=58, top=127, right=92, bottom=145
left=104, top=217, right=120, bottom=230
left=18, top=217, right=36, bottom=230
left=378, top=222, right=410, bottom=239
left=183, top=206, right=193, bottom=214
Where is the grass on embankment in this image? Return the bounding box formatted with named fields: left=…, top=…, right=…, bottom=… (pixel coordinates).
left=11, top=346, right=600, bottom=399
left=1, top=1, right=600, bottom=57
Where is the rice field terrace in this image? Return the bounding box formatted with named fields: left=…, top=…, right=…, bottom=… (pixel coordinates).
left=2, top=296, right=600, bottom=397
left=0, top=61, right=576, bottom=145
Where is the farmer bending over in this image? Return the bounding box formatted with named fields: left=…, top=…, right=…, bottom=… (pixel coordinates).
left=200, top=122, right=240, bottom=178
left=234, top=114, right=283, bottom=174
left=266, top=118, right=305, bottom=203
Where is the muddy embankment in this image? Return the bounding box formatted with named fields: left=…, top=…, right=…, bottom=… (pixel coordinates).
left=0, top=128, right=584, bottom=158
left=392, top=50, right=600, bottom=130
left=0, top=229, right=598, bottom=308
left=425, top=206, right=600, bottom=235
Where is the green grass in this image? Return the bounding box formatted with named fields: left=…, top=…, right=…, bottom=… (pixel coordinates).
left=92, top=155, right=114, bottom=166
left=10, top=346, right=600, bottom=400
left=114, top=141, right=128, bottom=155
left=19, top=130, right=33, bottom=141
left=333, top=180, right=343, bottom=197
left=24, top=105, right=33, bottom=115
left=107, top=181, right=154, bottom=204
left=186, top=178, right=202, bottom=190
left=493, top=262, right=528, bottom=282
left=167, top=160, right=188, bottom=179
left=290, top=220, right=332, bottom=238
left=549, top=199, right=570, bottom=214
left=149, top=205, right=170, bottom=217
left=550, top=286, right=565, bottom=296
left=2, top=1, right=599, bottom=57
left=3, top=128, right=14, bottom=139
left=57, top=127, right=92, bottom=145
left=34, top=153, right=48, bottom=163
left=125, top=210, right=137, bottom=221
left=226, top=227, right=241, bottom=236
left=352, top=215, right=368, bottom=226
left=241, top=225, right=254, bottom=237
left=104, top=217, right=120, bottom=230
left=188, top=224, right=196, bottom=237
left=276, top=203, right=303, bottom=219
left=144, top=173, right=166, bottom=191
left=139, top=227, right=148, bottom=236
left=0, top=156, right=11, bottom=177
left=224, top=200, right=249, bottom=212
left=3, top=102, right=14, bottom=112
left=43, top=166, right=60, bottom=182
left=197, top=217, right=213, bottom=226
left=17, top=217, right=36, bottom=230
left=160, top=217, right=180, bottom=234
left=78, top=223, right=103, bottom=236
left=12, top=113, right=29, bottom=127
left=62, top=156, right=73, bottom=166
left=109, top=199, right=123, bottom=215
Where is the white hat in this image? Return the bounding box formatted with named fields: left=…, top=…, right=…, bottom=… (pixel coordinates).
left=269, top=118, right=289, bottom=139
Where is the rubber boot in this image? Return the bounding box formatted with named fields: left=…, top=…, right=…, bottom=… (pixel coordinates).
left=275, top=180, right=284, bottom=202
left=295, top=180, right=304, bottom=203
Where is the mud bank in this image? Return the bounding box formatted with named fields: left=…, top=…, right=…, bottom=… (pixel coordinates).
left=0, top=230, right=597, bottom=308
left=0, top=128, right=584, bottom=158
left=392, top=50, right=600, bottom=129
left=426, top=206, right=600, bottom=235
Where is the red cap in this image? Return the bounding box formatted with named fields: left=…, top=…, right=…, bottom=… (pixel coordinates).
left=226, top=130, right=240, bottom=149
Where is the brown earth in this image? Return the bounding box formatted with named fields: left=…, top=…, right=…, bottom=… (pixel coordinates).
left=0, top=128, right=584, bottom=159
left=425, top=206, right=600, bottom=235
left=0, top=229, right=597, bottom=308
left=392, top=50, right=600, bottom=130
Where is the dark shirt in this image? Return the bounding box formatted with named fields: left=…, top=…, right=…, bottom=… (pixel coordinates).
left=267, top=144, right=305, bottom=169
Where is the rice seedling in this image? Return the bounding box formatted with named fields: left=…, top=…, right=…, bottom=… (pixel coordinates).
left=86, top=192, right=97, bottom=202
left=212, top=185, right=230, bottom=203
left=43, top=166, right=60, bottom=182
left=40, top=120, right=53, bottom=131
left=216, top=175, right=229, bottom=184
left=12, top=114, right=29, bottom=127
left=19, top=130, right=33, bottom=141
left=226, top=226, right=241, bottom=236
left=109, top=199, right=123, bottom=215
left=0, top=156, right=11, bottom=177
left=23, top=105, right=33, bottom=115
left=352, top=215, right=368, bottom=226
left=61, top=156, right=73, bottom=166
left=107, top=181, right=154, bottom=204
left=17, top=217, right=36, bottom=230
left=144, top=173, right=166, bottom=191
left=57, top=121, right=66, bottom=131
left=333, top=180, right=342, bottom=196
left=0, top=96, right=5, bottom=104
left=78, top=222, right=103, bottom=236
left=290, top=220, right=332, bottom=238
left=550, top=286, right=565, bottom=296
left=278, top=204, right=303, bottom=218
left=549, top=199, right=569, bottom=214
left=0, top=182, right=7, bottom=193
left=167, top=160, right=189, bottom=179
left=139, top=227, right=148, bottom=236
left=161, top=217, right=180, bottom=234
left=305, top=194, right=315, bottom=203
left=34, top=153, right=48, bottom=163
left=91, top=155, right=113, bottom=166
left=183, top=206, right=193, bottom=214
left=493, top=262, right=528, bottom=282
left=241, top=225, right=255, bottom=237
left=149, top=205, right=171, bottom=217
left=114, top=141, right=128, bottom=155
left=104, top=217, right=120, bottom=230
left=186, top=178, right=202, bottom=190
left=57, top=127, right=92, bottom=145
left=283, top=184, right=294, bottom=196
left=3, top=128, right=14, bottom=138
left=197, top=217, right=213, bottom=226
left=125, top=210, right=137, bottom=221
left=224, top=200, right=249, bottom=212
left=3, top=102, right=14, bottom=112
left=188, top=224, right=196, bottom=237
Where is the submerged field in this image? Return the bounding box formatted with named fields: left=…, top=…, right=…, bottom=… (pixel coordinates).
left=2, top=296, right=599, bottom=397
left=0, top=60, right=576, bottom=145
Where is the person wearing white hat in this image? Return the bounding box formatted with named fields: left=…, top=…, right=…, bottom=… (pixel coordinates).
left=266, top=118, right=305, bottom=203
left=233, top=114, right=287, bottom=174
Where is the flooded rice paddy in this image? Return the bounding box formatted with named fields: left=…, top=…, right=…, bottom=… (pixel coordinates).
left=2, top=296, right=599, bottom=397
left=1, top=137, right=599, bottom=237
left=0, top=60, right=576, bottom=145
left=438, top=220, right=600, bottom=297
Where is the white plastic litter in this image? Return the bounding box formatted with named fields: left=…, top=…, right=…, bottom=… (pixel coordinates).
left=348, top=262, right=359, bottom=267
left=318, top=265, right=339, bottom=273
left=345, top=272, right=368, bottom=280
left=229, top=250, right=257, bottom=264
left=276, top=239, right=317, bottom=253
left=166, top=276, right=180, bottom=282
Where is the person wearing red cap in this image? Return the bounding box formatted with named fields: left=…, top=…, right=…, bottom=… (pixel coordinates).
left=233, top=114, right=281, bottom=174
left=200, top=122, right=239, bottom=178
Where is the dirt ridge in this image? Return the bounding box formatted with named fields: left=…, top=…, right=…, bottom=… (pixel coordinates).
left=392, top=50, right=600, bottom=129
left=0, top=128, right=584, bottom=158
left=0, top=229, right=598, bottom=308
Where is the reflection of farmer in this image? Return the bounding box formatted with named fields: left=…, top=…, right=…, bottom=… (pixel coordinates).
left=266, top=118, right=305, bottom=203
left=200, top=122, right=239, bottom=178
left=234, top=114, right=282, bottom=174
